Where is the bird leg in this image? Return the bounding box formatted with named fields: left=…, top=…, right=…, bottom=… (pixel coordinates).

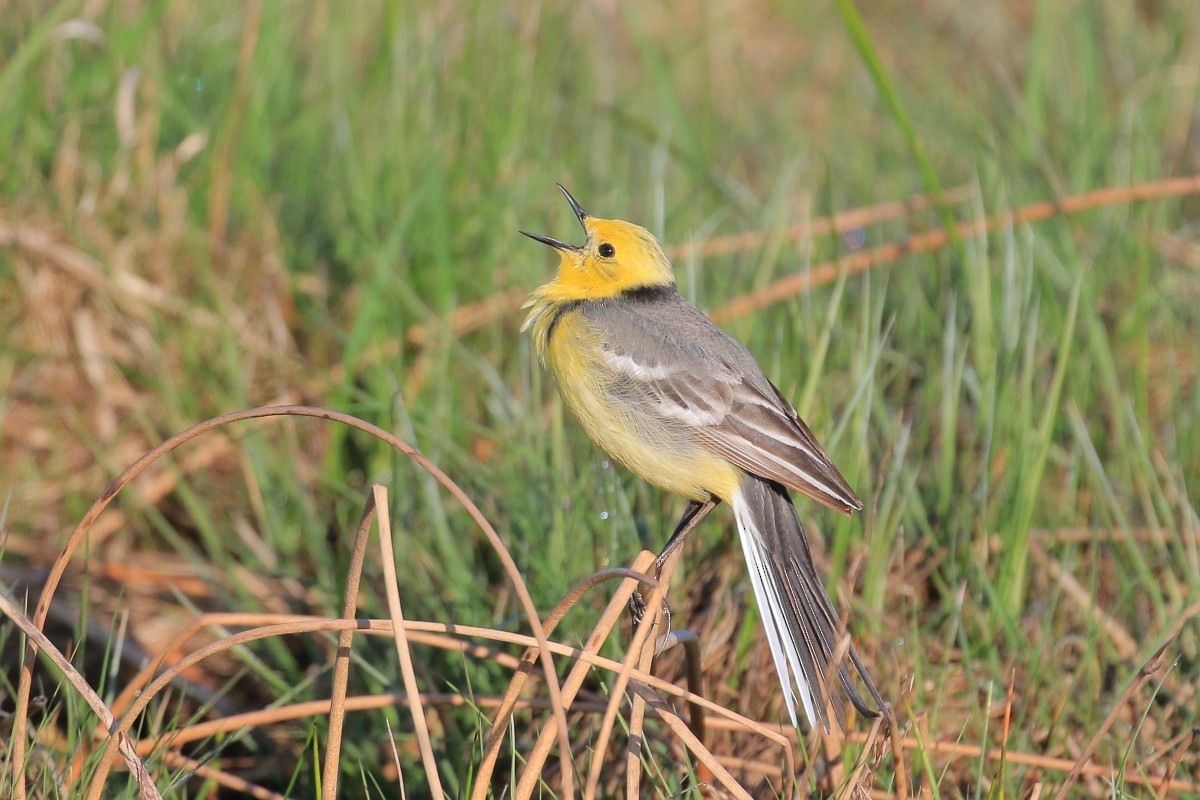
left=630, top=498, right=719, bottom=630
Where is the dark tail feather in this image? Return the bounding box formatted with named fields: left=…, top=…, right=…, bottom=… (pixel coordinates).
left=732, top=477, right=885, bottom=731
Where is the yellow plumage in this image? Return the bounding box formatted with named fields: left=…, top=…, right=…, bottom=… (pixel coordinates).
left=540, top=307, right=742, bottom=501
left=521, top=185, right=885, bottom=732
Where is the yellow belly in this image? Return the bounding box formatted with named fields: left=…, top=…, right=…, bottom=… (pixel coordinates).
left=544, top=310, right=742, bottom=502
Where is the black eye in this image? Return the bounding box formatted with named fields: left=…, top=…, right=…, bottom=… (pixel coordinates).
left=598, top=243, right=615, bottom=258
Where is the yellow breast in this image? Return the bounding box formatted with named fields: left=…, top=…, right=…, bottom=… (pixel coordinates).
left=540, top=307, right=741, bottom=502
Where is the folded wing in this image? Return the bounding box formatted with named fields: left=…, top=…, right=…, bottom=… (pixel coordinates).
left=588, top=298, right=863, bottom=513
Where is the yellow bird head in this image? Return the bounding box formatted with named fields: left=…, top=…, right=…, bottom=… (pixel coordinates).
left=522, top=185, right=675, bottom=300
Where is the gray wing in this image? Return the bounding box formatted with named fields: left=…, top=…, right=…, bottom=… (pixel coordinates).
left=583, top=294, right=863, bottom=513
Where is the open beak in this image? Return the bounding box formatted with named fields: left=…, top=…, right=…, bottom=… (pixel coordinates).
left=520, top=230, right=579, bottom=251
left=521, top=184, right=590, bottom=252
left=557, top=183, right=588, bottom=228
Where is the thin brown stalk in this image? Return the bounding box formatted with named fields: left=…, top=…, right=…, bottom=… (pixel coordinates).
left=653, top=630, right=708, bottom=776
left=474, top=560, right=655, bottom=797
left=400, top=189, right=975, bottom=349
left=374, top=484, right=446, bottom=800
left=320, top=490, right=382, bottom=799
left=1154, top=726, right=1197, bottom=800
left=87, top=620, right=368, bottom=800
left=885, top=704, right=909, bottom=800
left=158, top=751, right=288, bottom=800
left=624, top=587, right=658, bottom=799
left=836, top=714, right=885, bottom=800
left=663, top=186, right=975, bottom=262
left=1030, top=527, right=1181, bottom=546
left=11, top=406, right=571, bottom=797
left=89, top=610, right=800, bottom=798
left=581, top=546, right=684, bottom=800
left=629, top=682, right=754, bottom=800
left=710, top=175, right=1200, bottom=324
left=702, top=715, right=1200, bottom=794
left=513, top=556, right=655, bottom=798
left=404, top=288, right=529, bottom=347
left=999, top=670, right=1016, bottom=790
left=390, top=177, right=1200, bottom=345
left=0, top=593, right=160, bottom=800
left=899, top=734, right=1198, bottom=793
left=1051, top=639, right=1172, bottom=800
left=139, top=692, right=617, bottom=756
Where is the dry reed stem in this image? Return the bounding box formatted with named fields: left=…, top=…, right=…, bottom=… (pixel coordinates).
left=121, top=615, right=779, bottom=794
left=133, top=614, right=778, bottom=752
left=136, top=692, right=616, bottom=757
left=653, top=629, right=710, bottom=785
left=373, top=484, right=447, bottom=799
left=1031, top=527, right=1188, bottom=546
left=0, top=592, right=160, bottom=800
left=320, top=488, right=381, bottom=799
left=629, top=683, right=753, bottom=800
left=87, top=619, right=374, bottom=800
left=884, top=704, right=910, bottom=800
left=473, top=559, right=655, bottom=796
left=703, top=715, right=1200, bottom=794
left=397, top=176, right=1200, bottom=353
left=1155, top=727, right=1197, bottom=800
left=836, top=714, right=885, bottom=800
left=711, top=175, right=1200, bottom=323
left=399, top=188, right=970, bottom=352
left=663, top=186, right=975, bottom=262
left=1051, top=639, right=1174, bottom=800
left=102, top=563, right=780, bottom=795
left=12, top=406, right=570, bottom=799
left=158, top=751, right=287, bottom=800
left=999, top=670, right=1016, bottom=789
left=581, top=546, right=684, bottom=800
left=107, top=615, right=525, bottom=739
left=624, top=594, right=658, bottom=799
left=404, top=288, right=529, bottom=347
left=510, top=556, right=654, bottom=798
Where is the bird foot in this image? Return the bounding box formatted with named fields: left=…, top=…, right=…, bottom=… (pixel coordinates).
left=628, top=589, right=672, bottom=637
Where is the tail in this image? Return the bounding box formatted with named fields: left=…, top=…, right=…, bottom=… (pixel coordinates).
left=731, top=477, right=885, bottom=731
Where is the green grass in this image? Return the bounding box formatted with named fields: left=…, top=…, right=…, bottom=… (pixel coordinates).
left=2, top=1, right=1199, bottom=797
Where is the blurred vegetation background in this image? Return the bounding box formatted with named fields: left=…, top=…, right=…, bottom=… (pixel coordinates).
left=2, top=1, right=1199, bottom=797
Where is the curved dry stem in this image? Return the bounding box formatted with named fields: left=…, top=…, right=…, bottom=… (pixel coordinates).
left=630, top=682, right=753, bottom=800
left=581, top=545, right=684, bottom=799
left=90, top=612, right=789, bottom=798
left=10, top=405, right=568, bottom=799
left=509, top=554, right=657, bottom=798
left=473, top=559, right=656, bottom=797
left=0, top=592, right=160, bottom=800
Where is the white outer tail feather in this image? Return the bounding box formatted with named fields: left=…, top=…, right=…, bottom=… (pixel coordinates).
left=732, top=484, right=819, bottom=729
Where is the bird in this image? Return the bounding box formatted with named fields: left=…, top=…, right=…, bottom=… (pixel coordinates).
left=520, top=185, right=885, bottom=731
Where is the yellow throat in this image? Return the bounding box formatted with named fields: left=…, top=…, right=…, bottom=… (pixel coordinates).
left=521, top=185, right=674, bottom=357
